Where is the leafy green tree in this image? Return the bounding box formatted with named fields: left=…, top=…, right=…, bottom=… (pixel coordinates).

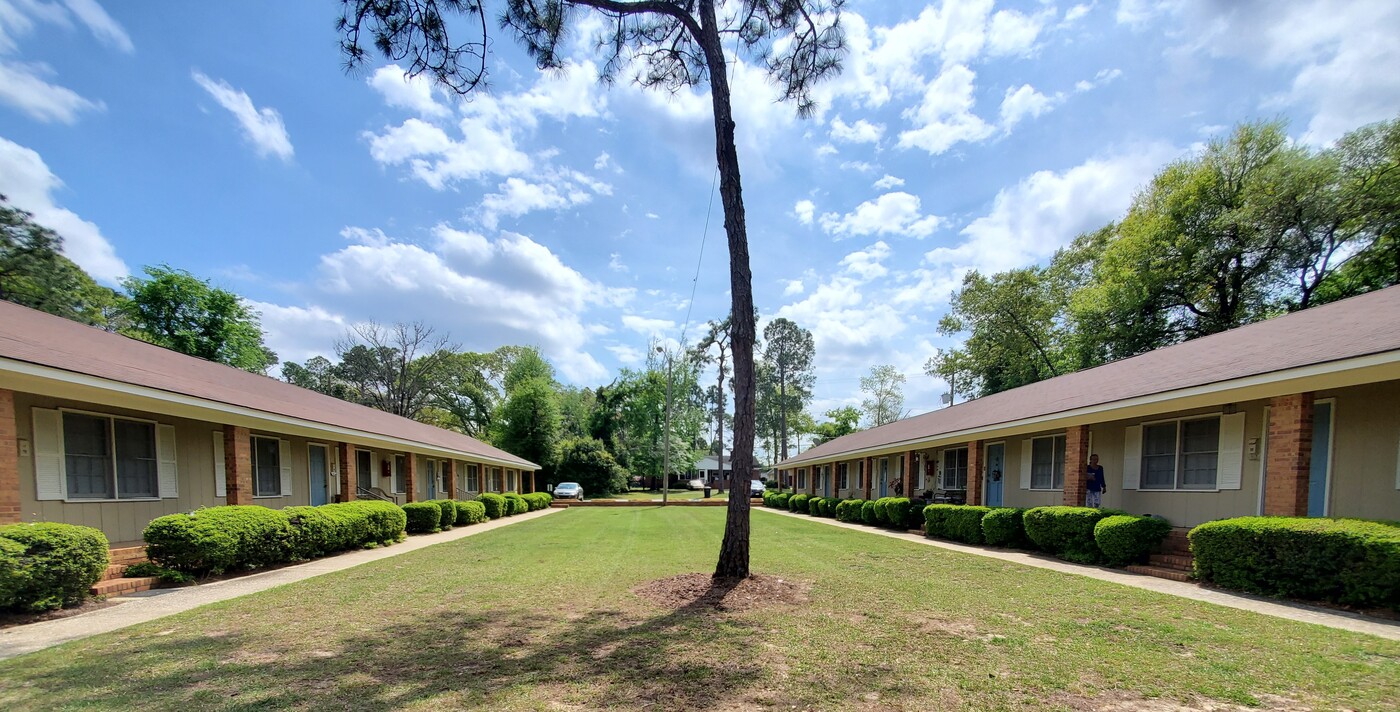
left=812, top=406, right=861, bottom=445
left=121, top=265, right=277, bottom=372
left=0, top=197, right=126, bottom=328
left=555, top=438, right=629, bottom=497
left=762, top=317, right=815, bottom=461
left=337, top=0, right=851, bottom=580
left=859, top=364, right=906, bottom=427
left=1307, top=117, right=1400, bottom=304
left=556, top=385, right=597, bottom=440
left=694, top=316, right=733, bottom=488
left=496, top=377, right=562, bottom=478
left=281, top=356, right=351, bottom=399
left=428, top=350, right=499, bottom=437
left=935, top=268, right=1067, bottom=399
left=331, top=322, right=452, bottom=419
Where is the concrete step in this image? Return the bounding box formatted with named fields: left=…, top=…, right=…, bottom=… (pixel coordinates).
left=1148, top=553, right=1194, bottom=571
left=1126, top=565, right=1193, bottom=583
left=90, top=576, right=159, bottom=597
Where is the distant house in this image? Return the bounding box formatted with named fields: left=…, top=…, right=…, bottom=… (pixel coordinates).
left=694, top=455, right=731, bottom=483
left=776, top=286, right=1400, bottom=527
left=0, top=302, right=540, bottom=544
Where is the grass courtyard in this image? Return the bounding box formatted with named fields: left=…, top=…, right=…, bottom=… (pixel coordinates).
left=604, top=488, right=731, bottom=501
left=1, top=508, right=1396, bottom=711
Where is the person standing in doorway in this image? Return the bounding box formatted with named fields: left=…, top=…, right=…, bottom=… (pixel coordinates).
left=1085, top=453, right=1106, bottom=508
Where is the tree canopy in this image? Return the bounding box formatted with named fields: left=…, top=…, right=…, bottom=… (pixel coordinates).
left=121, top=265, right=277, bottom=373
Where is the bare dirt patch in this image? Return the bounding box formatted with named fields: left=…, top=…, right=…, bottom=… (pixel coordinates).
left=632, top=573, right=810, bottom=612
left=1047, top=691, right=1314, bottom=711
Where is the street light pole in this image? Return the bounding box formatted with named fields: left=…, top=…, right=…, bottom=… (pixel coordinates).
left=659, top=346, right=673, bottom=505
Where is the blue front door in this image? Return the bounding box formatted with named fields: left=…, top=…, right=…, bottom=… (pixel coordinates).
left=309, top=444, right=328, bottom=506
left=1308, top=402, right=1333, bottom=517
left=426, top=459, right=437, bottom=499
left=985, top=443, right=1005, bottom=507
left=878, top=460, right=888, bottom=497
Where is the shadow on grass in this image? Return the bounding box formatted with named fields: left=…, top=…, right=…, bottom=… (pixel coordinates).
left=12, top=577, right=787, bottom=711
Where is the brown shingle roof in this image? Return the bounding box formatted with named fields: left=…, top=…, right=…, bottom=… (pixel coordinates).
left=0, top=301, right=538, bottom=469
left=783, top=285, right=1400, bottom=466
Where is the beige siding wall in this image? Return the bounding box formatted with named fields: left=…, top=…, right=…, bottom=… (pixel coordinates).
left=1317, top=381, right=1400, bottom=521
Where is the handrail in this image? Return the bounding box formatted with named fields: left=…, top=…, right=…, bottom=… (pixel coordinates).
left=356, top=486, right=394, bottom=502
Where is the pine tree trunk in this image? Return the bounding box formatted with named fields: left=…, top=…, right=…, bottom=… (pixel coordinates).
left=697, top=0, right=753, bottom=579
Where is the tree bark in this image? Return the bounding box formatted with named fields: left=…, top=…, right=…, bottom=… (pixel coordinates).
left=696, top=0, right=753, bottom=579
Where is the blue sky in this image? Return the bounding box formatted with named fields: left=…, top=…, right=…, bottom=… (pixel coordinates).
left=2, top=0, right=1399, bottom=428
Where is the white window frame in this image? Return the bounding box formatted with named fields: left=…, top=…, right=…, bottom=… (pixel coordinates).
left=355, top=448, right=374, bottom=492
left=1140, top=414, right=1222, bottom=491
left=837, top=462, right=849, bottom=490
left=856, top=461, right=865, bottom=489
left=250, top=435, right=283, bottom=498
left=941, top=447, right=969, bottom=491
left=1029, top=434, right=1066, bottom=491
left=56, top=408, right=161, bottom=503
left=392, top=454, right=408, bottom=494
left=916, top=453, right=925, bottom=490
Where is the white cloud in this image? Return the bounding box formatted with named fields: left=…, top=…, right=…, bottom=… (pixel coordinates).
left=897, top=64, right=996, bottom=155
left=246, top=301, right=347, bottom=365
left=1074, top=68, right=1123, bottom=93
left=192, top=70, right=294, bottom=161
left=0, top=136, right=127, bottom=283
left=608, top=252, right=628, bottom=273
left=477, top=170, right=610, bottom=229
left=645, top=212, right=660, bottom=219
left=594, top=151, right=619, bottom=172
left=782, top=279, right=805, bottom=296
left=829, top=115, right=885, bottom=144
left=873, top=174, right=905, bottom=190
left=1000, top=84, right=1060, bottom=128
left=840, top=160, right=876, bottom=173
left=1064, top=4, right=1092, bottom=23
left=793, top=199, right=815, bottom=225
left=607, top=344, right=643, bottom=364
left=816, top=143, right=838, bottom=157
left=0, top=0, right=132, bottom=54
left=365, top=117, right=530, bottom=189
left=59, top=0, right=132, bottom=53
left=818, top=192, right=942, bottom=239
left=986, top=9, right=1045, bottom=57
left=924, top=144, right=1178, bottom=274
left=0, top=60, right=103, bottom=123
left=367, top=65, right=450, bottom=119
left=621, top=314, right=675, bottom=335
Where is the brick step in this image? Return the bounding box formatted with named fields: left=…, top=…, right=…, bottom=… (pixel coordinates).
left=1126, top=565, right=1193, bottom=583
left=108, top=546, right=148, bottom=566
left=101, top=563, right=129, bottom=581
left=90, top=576, right=159, bottom=597
left=1148, top=553, right=1194, bottom=571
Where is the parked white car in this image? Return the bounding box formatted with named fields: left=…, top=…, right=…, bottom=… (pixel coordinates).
left=553, top=482, right=583, bottom=500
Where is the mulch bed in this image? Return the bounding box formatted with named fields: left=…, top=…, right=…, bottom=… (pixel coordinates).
left=632, top=573, right=810, bottom=613
left=0, top=598, right=123, bottom=630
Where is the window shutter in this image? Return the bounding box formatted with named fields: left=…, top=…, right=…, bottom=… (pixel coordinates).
left=32, top=408, right=65, bottom=500
left=1217, top=413, right=1246, bottom=490
left=212, top=431, right=226, bottom=497
left=1019, top=440, right=1032, bottom=489
left=157, top=424, right=178, bottom=498
left=279, top=439, right=293, bottom=496
left=1122, top=425, right=1142, bottom=490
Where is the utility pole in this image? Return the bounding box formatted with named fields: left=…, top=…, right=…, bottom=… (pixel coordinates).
left=658, top=345, right=672, bottom=505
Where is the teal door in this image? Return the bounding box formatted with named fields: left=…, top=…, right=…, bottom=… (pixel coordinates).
left=309, top=445, right=328, bottom=506
left=878, top=460, right=888, bottom=497
left=1308, top=402, right=1333, bottom=517
left=985, top=443, right=1005, bottom=507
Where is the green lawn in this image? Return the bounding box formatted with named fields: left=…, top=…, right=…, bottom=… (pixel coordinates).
left=603, top=488, right=730, bottom=501
left=2, top=508, right=1396, bottom=711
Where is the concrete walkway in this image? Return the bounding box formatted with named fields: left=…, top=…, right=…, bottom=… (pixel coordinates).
left=0, top=508, right=561, bottom=660
left=756, top=507, right=1400, bottom=641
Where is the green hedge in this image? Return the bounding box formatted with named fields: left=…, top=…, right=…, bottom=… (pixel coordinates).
left=403, top=502, right=442, bottom=533
left=807, top=496, right=824, bottom=516
left=818, top=497, right=840, bottom=518
left=522, top=492, right=553, bottom=511
left=1024, top=506, right=1121, bottom=564
left=982, top=508, right=1030, bottom=548
left=283, top=501, right=407, bottom=561
left=789, top=494, right=811, bottom=514
left=1095, top=515, right=1171, bottom=567
left=1190, top=517, right=1400, bottom=608
left=879, top=498, right=913, bottom=529
left=921, top=505, right=991, bottom=544
left=477, top=493, right=507, bottom=519
left=455, top=500, right=487, bottom=525
left=504, top=493, right=529, bottom=516
left=764, top=491, right=792, bottom=510
left=860, top=500, right=878, bottom=525
left=428, top=500, right=457, bottom=530
left=0, top=522, right=109, bottom=612
left=903, top=500, right=928, bottom=530
left=145, top=505, right=293, bottom=575
left=835, top=499, right=864, bottom=522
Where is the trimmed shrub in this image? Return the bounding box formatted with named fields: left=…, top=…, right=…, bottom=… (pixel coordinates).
left=819, top=497, right=840, bottom=518
left=982, top=508, right=1030, bottom=548
left=923, top=504, right=956, bottom=539
left=807, top=496, right=824, bottom=516
left=522, top=492, right=553, bottom=511
left=477, top=493, right=507, bottom=519
left=860, top=500, right=878, bottom=525
left=767, top=492, right=792, bottom=510
left=355, top=501, right=408, bottom=543
left=0, top=522, right=109, bottom=612
left=872, top=497, right=890, bottom=526
left=1023, top=506, right=1120, bottom=564
left=1190, top=517, right=1400, bottom=608
left=123, top=561, right=193, bottom=585
left=504, top=493, right=529, bottom=516
left=402, top=502, right=442, bottom=534
left=1095, top=515, right=1171, bottom=567
left=883, top=498, right=913, bottom=530
left=145, top=505, right=292, bottom=575
left=789, top=494, right=811, bottom=514
left=430, top=499, right=457, bottom=530
left=285, top=505, right=358, bottom=559
left=455, top=500, right=487, bottom=525
left=904, top=499, right=928, bottom=530
left=835, top=499, right=864, bottom=522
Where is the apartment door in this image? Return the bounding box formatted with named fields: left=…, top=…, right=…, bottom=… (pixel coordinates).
left=1308, top=401, right=1334, bottom=517
left=356, top=450, right=372, bottom=491
left=308, top=444, right=329, bottom=506
left=985, top=442, right=1005, bottom=507
left=426, top=459, right=437, bottom=499
left=878, top=459, right=888, bottom=497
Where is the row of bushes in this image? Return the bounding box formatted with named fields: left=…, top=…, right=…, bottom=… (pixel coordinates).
left=922, top=504, right=1170, bottom=566
left=1, top=522, right=110, bottom=612
left=146, top=501, right=408, bottom=576
left=762, top=491, right=926, bottom=530
left=404, top=491, right=552, bottom=534
left=1190, top=517, right=1400, bottom=609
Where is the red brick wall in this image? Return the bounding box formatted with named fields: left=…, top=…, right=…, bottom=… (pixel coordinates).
left=404, top=454, right=416, bottom=503
left=224, top=425, right=252, bottom=505
left=903, top=450, right=916, bottom=497
left=1265, top=393, right=1313, bottom=516
left=863, top=457, right=873, bottom=499
left=445, top=460, right=457, bottom=499
left=0, top=389, right=20, bottom=524
left=338, top=443, right=355, bottom=502
left=1063, top=425, right=1089, bottom=507
left=966, top=440, right=983, bottom=506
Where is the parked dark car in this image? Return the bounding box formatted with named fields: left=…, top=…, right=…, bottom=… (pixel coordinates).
left=749, top=479, right=765, bottom=497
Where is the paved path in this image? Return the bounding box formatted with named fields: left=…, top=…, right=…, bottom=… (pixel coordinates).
left=756, top=507, right=1400, bottom=641
left=0, top=508, right=561, bottom=660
